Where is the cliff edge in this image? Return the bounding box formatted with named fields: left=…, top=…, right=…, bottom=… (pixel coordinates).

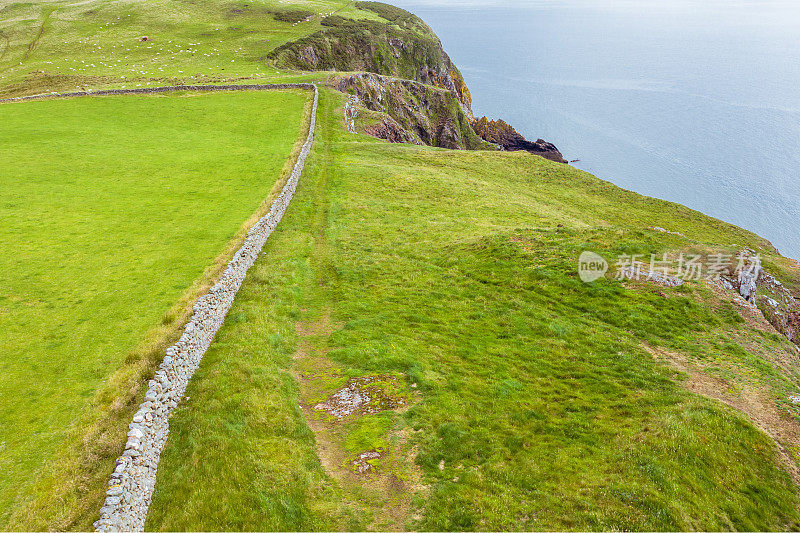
left=268, top=1, right=565, bottom=161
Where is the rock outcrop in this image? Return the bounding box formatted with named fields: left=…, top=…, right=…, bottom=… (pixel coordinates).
left=715, top=251, right=800, bottom=348
left=617, top=265, right=685, bottom=287
left=365, top=118, right=416, bottom=144
left=334, top=72, right=483, bottom=149
left=472, top=116, right=567, bottom=163
left=270, top=1, right=564, bottom=159
left=753, top=272, right=800, bottom=345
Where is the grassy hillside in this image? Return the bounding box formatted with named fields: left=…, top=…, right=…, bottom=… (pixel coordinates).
left=3, top=0, right=800, bottom=531
left=0, top=89, right=309, bottom=529
left=0, top=0, right=378, bottom=97
left=146, top=89, right=800, bottom=531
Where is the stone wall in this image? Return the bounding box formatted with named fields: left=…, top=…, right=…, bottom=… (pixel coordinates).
left=0, top=83, right=317, bottom=102
left=1, top=83, right=318, bottom=532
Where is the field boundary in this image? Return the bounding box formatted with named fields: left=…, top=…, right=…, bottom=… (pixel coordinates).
left=41, top=83, right=321, bottom=531
left=0, top=82, right=318, bottom=103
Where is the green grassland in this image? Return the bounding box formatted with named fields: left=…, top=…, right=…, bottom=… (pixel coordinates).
left=146, top=89, right=800, bottom=531
left=0, top=89, right=309, bottom=529
left=2, top=0, right=800, bottom=530
left=0, top=0, right=382, bottom=97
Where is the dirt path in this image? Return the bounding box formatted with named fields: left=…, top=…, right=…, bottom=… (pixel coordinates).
left=0, top=31, right=10, bottom=62
left=645, top=344, right=800, bottom=485
left=23, top=6, right=54, bottom=61
left=287, top=116, right=423, bottom=530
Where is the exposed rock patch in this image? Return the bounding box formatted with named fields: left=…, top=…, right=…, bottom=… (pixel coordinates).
left=353, top=450, right=382, bottom=474
left=343, top=94, right=359, bottom=134
left=314, top=375, right=406, bottom=420
left=364, top=118, right=416, bottom=144
left=294, top=338, right=421, bottom=530
left=712, top=251, right=800, bottom=348
left=650, top=226, right=686, bottom=238
left=618, top=265, right=684, bottom=287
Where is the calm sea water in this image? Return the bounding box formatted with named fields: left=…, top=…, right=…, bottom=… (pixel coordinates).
left=391, top=0, right=800, bottom=259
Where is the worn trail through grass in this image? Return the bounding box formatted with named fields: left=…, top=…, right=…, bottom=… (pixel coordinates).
left=23, top=6, right=53, bottom=60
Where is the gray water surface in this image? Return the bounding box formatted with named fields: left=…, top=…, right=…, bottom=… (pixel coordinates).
left=391, top=0, right=800, bottom=259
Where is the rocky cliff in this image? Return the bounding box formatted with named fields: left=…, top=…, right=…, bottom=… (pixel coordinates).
left=723, top=252, right=800, bottom=347
left=334, top=72, right=485, bottom=149
left=268, top=1, right=563, bottom=159
left=268, top=2, right=473, bottom=116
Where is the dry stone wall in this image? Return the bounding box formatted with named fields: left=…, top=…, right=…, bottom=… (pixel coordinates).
left=1, top=83, right=318, bottom=531
left=97, top=83, right=317, bottom=532
left=0, top=82, right=317, bottom=102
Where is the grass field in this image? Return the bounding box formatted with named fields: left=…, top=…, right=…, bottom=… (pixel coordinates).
left=0, top=0, right=378, bottom=97
left=3, top=0, right=800, bottom=530
left=145, top=89, right=800, bottom=531
left=0, top=88, right=309, bottom=529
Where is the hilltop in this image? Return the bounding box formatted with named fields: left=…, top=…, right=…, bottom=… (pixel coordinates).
left=1, top=1, right=800, bottom=531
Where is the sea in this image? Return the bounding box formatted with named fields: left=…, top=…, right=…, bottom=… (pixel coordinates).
left=390, top=0, right=800, bottom=259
